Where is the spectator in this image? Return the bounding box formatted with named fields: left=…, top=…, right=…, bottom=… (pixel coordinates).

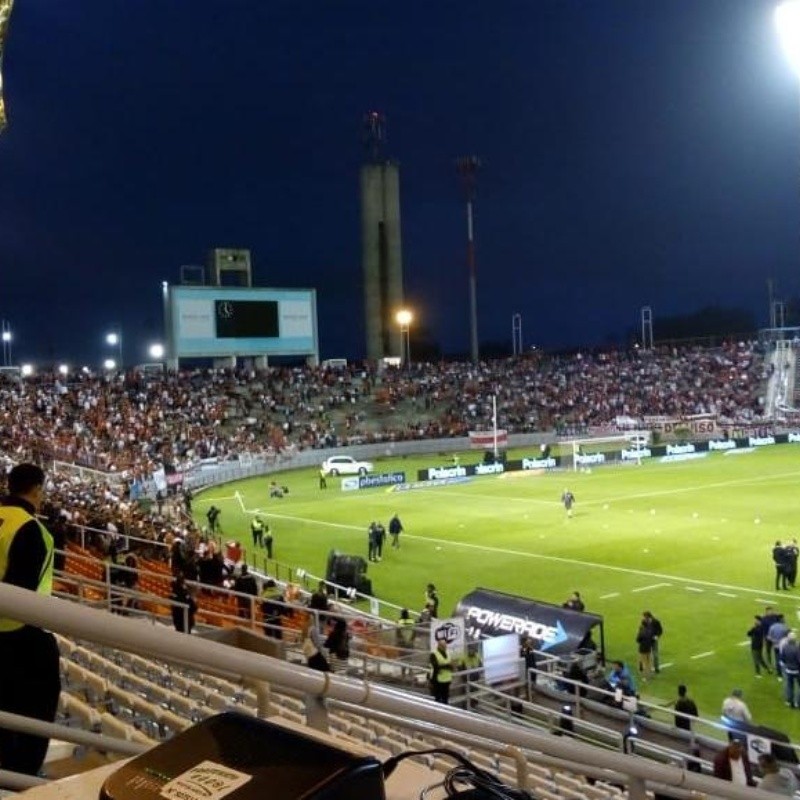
left=562, top=591, right=585, bottom=612
left=170, top=574, right=197, bottom=634
left=672, top=684, right=698, bottom=731
left=233, top=564, right=258, bottom=619
left=747, top=614, right=771, bottom=677
left=712, top=740, right=754, bottom=786
left=308, top=581, right=330, bottom=614
left=301, top=616, right=330, bottom=672
left=721, top=689, right=752, bottom=723
left=260, top=579, right=284, bottom=640
left=324, top=618, right=351, bottom=672
left=758, top=753, right=798, bottom=796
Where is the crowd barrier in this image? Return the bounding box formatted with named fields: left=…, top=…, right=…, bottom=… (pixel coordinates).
left=0, top=582, right=782, bottom=800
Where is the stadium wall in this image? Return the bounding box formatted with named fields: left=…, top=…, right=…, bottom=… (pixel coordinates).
left=178, top=429, right=800, bottom=496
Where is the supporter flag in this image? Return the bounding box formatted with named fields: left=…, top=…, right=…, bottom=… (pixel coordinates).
left=469, top=430, right=508, bottom=449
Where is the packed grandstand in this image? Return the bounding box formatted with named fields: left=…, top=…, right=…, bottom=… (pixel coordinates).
left=0, top=341, right=794, bottom=799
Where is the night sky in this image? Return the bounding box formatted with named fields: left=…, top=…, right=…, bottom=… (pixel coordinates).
left=2, top=0, right=800, bottom=365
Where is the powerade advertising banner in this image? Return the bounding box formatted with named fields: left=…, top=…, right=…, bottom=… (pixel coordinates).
left=454, top=588, right=605, bottom=658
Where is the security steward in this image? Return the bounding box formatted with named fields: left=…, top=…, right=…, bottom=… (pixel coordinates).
left=396, top=608, right=415, bottom=648
left=461, top=641, right=483, bottom=708
left=0, top=463, right=61, bottom=776
left=429, top=638, right=454, bottom=705
left=250, top=516, right=264, bottom=549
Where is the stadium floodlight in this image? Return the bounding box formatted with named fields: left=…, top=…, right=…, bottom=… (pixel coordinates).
left=777, top=1, right=800, bottom=77
left=57, top=364, right=69, bottom=376
left=20, top=363, right=32, bottom=377
left=396, top=309, right=413, bottom=366
left=105, top=328, right=123, bottom=368
left=103, top=358, right=116, bottom=371
left=1, top=322, right=11, bottom=367
left=148, top=343, right=165, bottom=360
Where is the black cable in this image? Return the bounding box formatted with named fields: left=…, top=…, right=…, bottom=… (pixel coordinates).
left=382, top=746, right=535, bottom=799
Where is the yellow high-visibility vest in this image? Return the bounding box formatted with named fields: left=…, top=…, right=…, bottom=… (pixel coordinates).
left=430, top=648, right=453, bottom=684
left=0, top=505, right=54, bottom=633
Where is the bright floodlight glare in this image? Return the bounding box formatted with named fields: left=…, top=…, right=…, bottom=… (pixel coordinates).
left=149, top=343, right=165, bottom=360
left=396, top=309, right=413, bottom=326
left=20, top=363, right=33, bottom=377
left=1, top=331, right=11, bottom=343
left=58, top=364, right=69, bottom=376
left=776, top=1, right=800, bottom=76
left=105, top=332, right=119, bottom=346
left=103, top=358, right=116, bottom=370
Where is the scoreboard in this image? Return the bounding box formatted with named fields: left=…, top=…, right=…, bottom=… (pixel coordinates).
left=164, top=285, right=318, bottom=362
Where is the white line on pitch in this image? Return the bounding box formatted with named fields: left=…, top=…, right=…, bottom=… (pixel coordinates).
left=204, top=504, right=793, bottom=599
left=599, top=592, right=620, bottom=599
left=736, top=640, right=751, bottom=647
left=756, top=599, right=772, bottom=604
left=632, top=583, right=671, bottom=593
left=690, top=651, right=715, bottom=660
left=717, top=592, right=737, bottom=598
left=584, top=469, right=800, bottom=508
left=659, top=662, right=673, bottom=670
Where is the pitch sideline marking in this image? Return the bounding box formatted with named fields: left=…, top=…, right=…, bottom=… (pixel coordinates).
left=220, top=497, right=793, bottom=601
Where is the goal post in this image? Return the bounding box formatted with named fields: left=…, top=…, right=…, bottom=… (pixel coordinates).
left=567, top=431, right=651, bottom=471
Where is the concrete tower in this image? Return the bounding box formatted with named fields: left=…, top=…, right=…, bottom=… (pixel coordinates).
left=0, top=0, right=15, bottom=135
left=361, top=112, right=404, bottom=362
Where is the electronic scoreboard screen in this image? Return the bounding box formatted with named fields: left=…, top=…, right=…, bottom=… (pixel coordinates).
left=215, top=300, right=279, bottom=338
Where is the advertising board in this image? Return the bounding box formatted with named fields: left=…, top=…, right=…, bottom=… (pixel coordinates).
left=165, top=285, right=318, bottom=360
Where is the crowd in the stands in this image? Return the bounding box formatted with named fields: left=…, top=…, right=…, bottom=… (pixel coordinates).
left=0, top=342, right=768, bottom=478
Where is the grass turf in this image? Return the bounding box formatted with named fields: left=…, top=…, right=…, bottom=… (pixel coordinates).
left=193, top=444, right=800, bottom=738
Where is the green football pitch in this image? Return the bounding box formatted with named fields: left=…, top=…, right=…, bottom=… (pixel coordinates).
left=193, top=444, right=800, bottom=737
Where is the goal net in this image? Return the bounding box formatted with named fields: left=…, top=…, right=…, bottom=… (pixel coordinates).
left=566, top=431, right=651, bottom=471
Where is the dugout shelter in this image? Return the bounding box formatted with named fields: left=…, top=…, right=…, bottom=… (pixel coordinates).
left=454, top=587, right=605, bottom=663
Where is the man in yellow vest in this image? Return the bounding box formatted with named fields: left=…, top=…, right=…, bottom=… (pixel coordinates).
left=429, top=638, right=453, bottom=704
left=0, top=463, right=60, bottom=776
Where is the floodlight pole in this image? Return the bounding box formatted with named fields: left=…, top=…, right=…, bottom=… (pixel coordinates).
left=492, top=394, right=498, bottom=462
left=457, top=156, right=481, bottom=364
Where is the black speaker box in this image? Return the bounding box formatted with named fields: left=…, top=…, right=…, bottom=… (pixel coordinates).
left=100, top=712, right=386, bottom=800
left=327, top=553, right=367, bottom=588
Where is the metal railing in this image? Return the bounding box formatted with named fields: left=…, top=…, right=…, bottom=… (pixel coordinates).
left=0, top=582, right=782, bottom=800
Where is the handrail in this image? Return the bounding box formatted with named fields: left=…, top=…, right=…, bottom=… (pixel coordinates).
left=527, top=666, right=800, bottom=759
left=58, top=547, right=414, bottom=640
left=0, top=583, right=781, bottom=800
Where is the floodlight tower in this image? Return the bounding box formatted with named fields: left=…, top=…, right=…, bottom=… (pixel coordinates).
left=457, top=156, right=481, bottom=364
left=0, top=0, right=14, bottom=135
left=360, top=112, right=405, bottom=361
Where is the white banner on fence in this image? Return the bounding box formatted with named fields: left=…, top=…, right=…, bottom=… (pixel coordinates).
left=429, top=616, right=466, bottom=661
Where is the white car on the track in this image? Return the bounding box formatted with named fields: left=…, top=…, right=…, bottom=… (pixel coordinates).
left=321, top=455, right=374, bottom=476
